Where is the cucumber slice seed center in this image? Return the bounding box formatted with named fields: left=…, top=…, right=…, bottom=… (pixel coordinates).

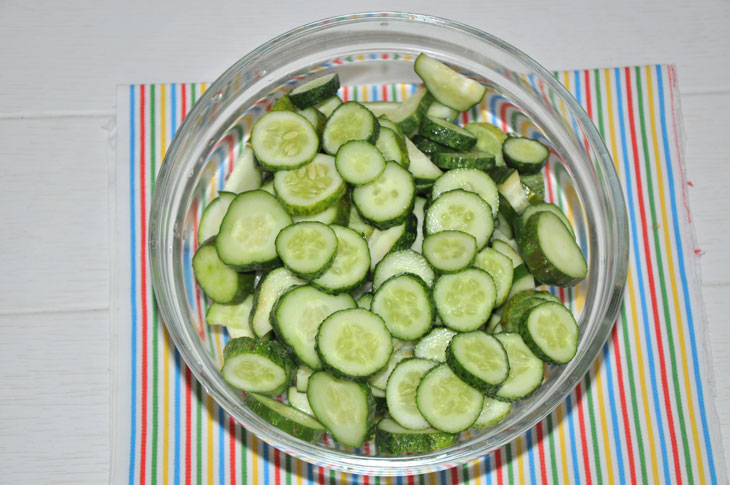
left=444, top=277, right=487, bottom=317
left=284, top=163, right=334, bottom=198
left=433, top=375, right=475, bottom=415
left=335, top=323, right=380, bottom=365
left=232, top=215, right=274, bottom=247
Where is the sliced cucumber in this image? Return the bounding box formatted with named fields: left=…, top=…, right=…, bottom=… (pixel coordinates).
left=500, top=289, right=561, bottom=333
left=419, top=115, right=477, bottom=151
left=473, top=397, right=512, bottom=429
left=415, top=364, right=483, bottom=433
left=288, top=386, right=315, bottom=416
left=414, top=53, right=486, bottom=112
left=414, top=327, right=457, bottom=363
left=314, top=95, right=343, bottom=118
left=221, top=337, right=293, bottom=395
left=275, top=221, right=338, bottom=280
left=335, top=140, right=386, bottom=185
left=306, top=371, right=376, bottom=448
left=292, top=193, right=350, bottom=225
left=514, top=202, right=575, bottom=242
left=245, top=393, right=325, bottom=443
left=296, top=366, right=314, bottom=393
left=520, top=172, right=545, bottom=200
left=507, top=264, right=536, bottom=299
left=503, top=136, right=550, bottom=174
left=520, top=301, right=579, bottom=364
left=432, top=151, right=495, bottom=171
left=376, top=126, right=410, bottom=168
left=411, top=135, right=449, bottom=156
left=311, top=225, right=370, bottom=294
left=193, top=241, right=255, bottom=304
left=317, top=308, right=393, bottom=379
left=274, top=154, right=347, bottom=216
left=251, top=111, right=319, bottom=171
left=465, top=122, right=507, bottom=167
left=371, top=274, right=433, bottom=341
left=433, top=268, right=496, bottom=332
left=425, top=189, right=494, bottom=249
left=431, top=168, right=499, bottom=218
left=357, top=293, right=373, bottom=310
left=519, top=211, right=587, bottom=286
left=446, top=331, right=509, bottom=393
left=496, top=169, right=530, bottom=214
left=491, top=239, right=524, bottom=268
left=216, top=190, right=292, bottom=271
left=352, top=161, right=415, bottom=229
left=422, top=230, right=477, bottom=274
left=271, top=285, right=356, bottom=369
left=271, top=95, right=296, bottom=112
left=472, top=247, right=514, bottom=306
left=223, top=146, right=262, bottom=194
left=426, top=101, right=460, bottom=123
left=362, top=101, right=400, bottom=118
left=206, top=294, right=254, bottom=338
left=493, top=333, right=544, bottom=402
left=404, top=136, right=443, bottom=184
left=250, top=267, right=305, bottom=338
left=322, top=101, right=379, bottom=155
left=373, top=249, right=435, bottom=290
left=386, top=358, right=438, bottom=430
left=410, top=196, right=427, bottom=253
left=289, top=73, right=340, bottom=109
left=375, top=417, right=457, bottom=454
left=366, top=214, right=417, bottom=270
left=297, top=107, right=327, bottom=137
left=371, top=386, right=387, bottom=399
left=385, top=86, right=432, bottom=136
left=368, top=344, right=414, bottom=391
left=348, top=204, right=375, bottom=238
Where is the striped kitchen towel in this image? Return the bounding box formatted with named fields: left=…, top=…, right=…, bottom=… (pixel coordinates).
left=112, top=65, right=726, bottom=484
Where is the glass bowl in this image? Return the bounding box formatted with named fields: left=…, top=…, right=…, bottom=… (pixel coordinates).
left=149, top=12, right=629, bottom=476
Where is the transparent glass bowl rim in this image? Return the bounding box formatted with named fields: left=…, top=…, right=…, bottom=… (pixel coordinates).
left=149, top=11, right=629, bottom=476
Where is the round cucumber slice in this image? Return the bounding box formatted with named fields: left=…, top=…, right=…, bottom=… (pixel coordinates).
left=352, top=161, right=416, bottom=230
left=251, top=111, right=320, bottom=171
left=371, top=274, right=433, bottom=341
left=520, top=301, right=579, bottom=364
left=317, top=308, right=393, bottom=379
left=415, top=364, right=483, bottom=433
left=275, top=221, right=338, bottom=280
left=446, top=331, right=509, bottom=393
left=433, top=268, right=496, bottom=332
left=422, top=230, right=477, bottom=274
left=221, top=337, right=293, bottom=395
left=216, top=190, right=292, bottom=271
left=273, top=154, right=347, bottom=216
left=335, top=140, right=386, bottom=185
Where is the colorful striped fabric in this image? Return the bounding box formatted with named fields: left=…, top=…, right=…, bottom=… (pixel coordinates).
left=113, top=66, right=726, bottom=484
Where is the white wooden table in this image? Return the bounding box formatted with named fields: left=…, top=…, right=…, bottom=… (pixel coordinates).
left=1, top=1, right=728, bottom=482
